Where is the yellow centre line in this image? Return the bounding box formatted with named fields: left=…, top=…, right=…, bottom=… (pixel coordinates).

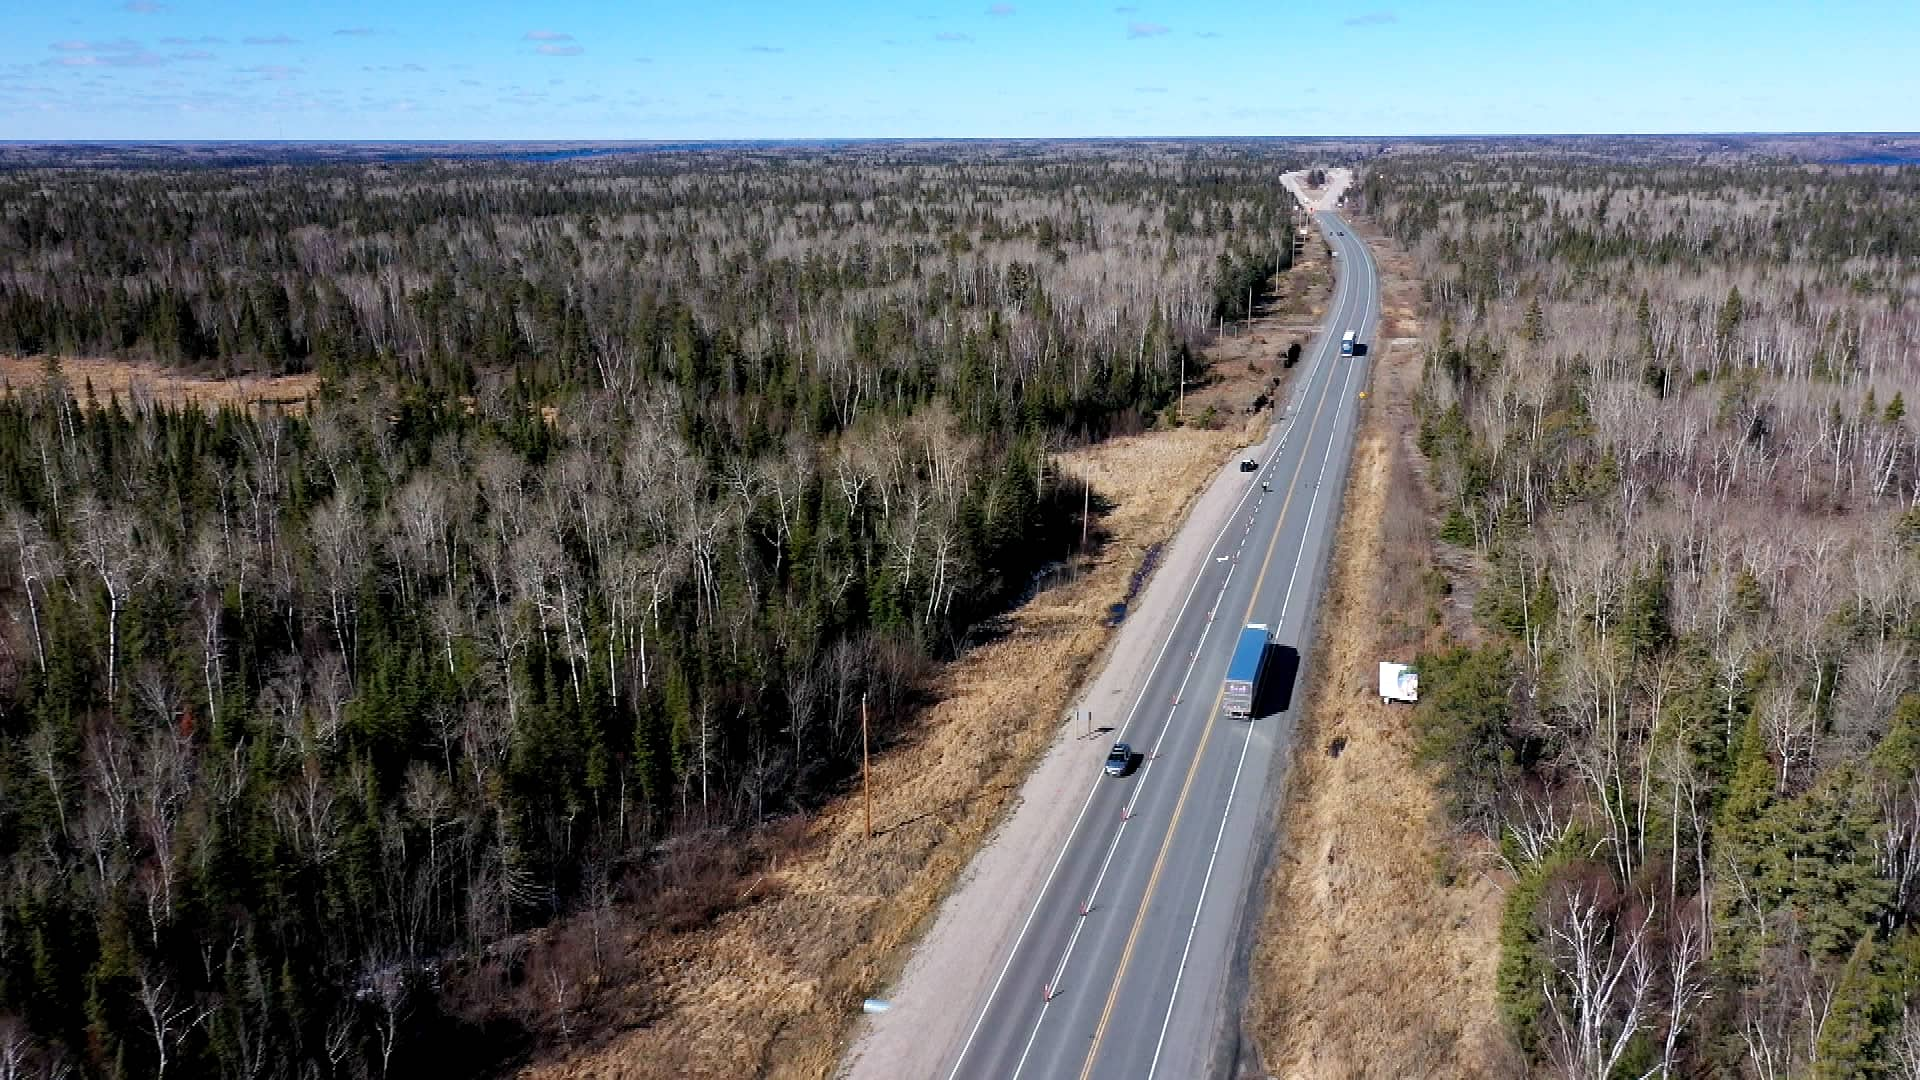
left=1073, top=282, right=1352, bottom=1080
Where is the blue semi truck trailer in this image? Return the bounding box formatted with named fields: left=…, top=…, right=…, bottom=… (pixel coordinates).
left=1223, top=623, right=1271, bottom=718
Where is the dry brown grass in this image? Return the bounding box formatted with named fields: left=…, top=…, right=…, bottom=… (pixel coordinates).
left=1246, top=232, right=1513, bottom=1079
left=0, top=355, right=318, bottom=415
left=519, top=422, right=1248, bottom=1080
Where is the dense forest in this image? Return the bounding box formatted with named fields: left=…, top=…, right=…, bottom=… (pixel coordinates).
left=1370, top=157, right=1920, bottom=1075
left=0, top=146, right=1299, bottom=1077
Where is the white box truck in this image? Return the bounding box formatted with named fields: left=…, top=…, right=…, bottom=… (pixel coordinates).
left=1379, top=662, right=1418, bottom=704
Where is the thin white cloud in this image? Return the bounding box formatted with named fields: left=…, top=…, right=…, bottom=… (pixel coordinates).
left=45, top=39, right=173, bottom=67
left=935, top=31, right=973, bottom=42
left=242, top=34, right=299, bottom=46
left=240, top=64, right=300, bottom=80
left=1134, top=86, right=1167, bottom=93
left=536, top=44, right=584, bottom=57
left=334, top=27, right=377, bottom=37
left=161, top=35, right=223, bottom=45
left=524, top=30, right=574, bottom=41
left=52, top=39, right=142, bottom=52
left=987, top=3, right=1015, bottom=14
left=122, top=1, right=167, bottom=12
left=746, top=45, right=785, bottom=53
left=1126, top=21, right=1170, bottom=37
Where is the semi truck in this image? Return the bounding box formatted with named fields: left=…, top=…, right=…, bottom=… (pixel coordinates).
left=1340, top=330, right=1356, bottom=356
left=1223, top=623, right=1272, bottom=719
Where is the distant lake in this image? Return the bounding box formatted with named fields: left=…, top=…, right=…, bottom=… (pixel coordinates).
left=1828, top=153, right=1920, bottom=165
left=515, top=147, right=642, bottom=162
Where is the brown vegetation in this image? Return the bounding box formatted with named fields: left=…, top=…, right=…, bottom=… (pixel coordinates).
left=0, top=354, right=317, bottom=414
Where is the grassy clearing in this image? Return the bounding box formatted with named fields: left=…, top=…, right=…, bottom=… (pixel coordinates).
left=0, top=354, right=317, bottom=414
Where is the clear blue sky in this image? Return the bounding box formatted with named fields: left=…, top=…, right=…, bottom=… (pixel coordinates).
left=1, top=0, right=1915, bottom=140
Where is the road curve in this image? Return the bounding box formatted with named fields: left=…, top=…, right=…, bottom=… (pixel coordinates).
left=938, top=211, right=1381, bottom=1080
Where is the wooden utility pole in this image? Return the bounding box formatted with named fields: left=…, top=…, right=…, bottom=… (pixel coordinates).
left=861, top=692, right=872, bottom=839
left=1081, top=478, right=1090, bottom=550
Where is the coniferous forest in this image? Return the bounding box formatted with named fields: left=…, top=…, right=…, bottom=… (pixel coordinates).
left=0, top=145, right=1298, bottom=1077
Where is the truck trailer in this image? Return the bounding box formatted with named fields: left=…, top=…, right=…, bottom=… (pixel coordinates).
left=1340, top=330, right=1357, bottom=356
left=1223, top=623, right=1272, bottom=718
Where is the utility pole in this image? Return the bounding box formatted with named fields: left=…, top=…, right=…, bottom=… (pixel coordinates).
left=1081, top=478, right=1090, bottom=550
left=1179, top=350, right=1186, bottom=422
left=861, top=692, right=872, bottom=839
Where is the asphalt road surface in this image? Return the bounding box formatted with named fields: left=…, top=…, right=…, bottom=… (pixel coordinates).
left=943, top=212, right=1380, bottom=1080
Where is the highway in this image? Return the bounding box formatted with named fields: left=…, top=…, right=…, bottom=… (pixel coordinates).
left=942, top=211, right=1380, bottom=1080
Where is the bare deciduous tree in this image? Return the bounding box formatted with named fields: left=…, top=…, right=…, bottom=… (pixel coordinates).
left=1540, top=887, right=1657, bottom=1080
left=134, top=963, right=210, bottom=1080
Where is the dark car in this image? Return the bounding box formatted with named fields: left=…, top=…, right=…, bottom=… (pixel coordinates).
left=1105, top=742, right=1133, bottom=777
left=1239, top=459, right=1258, bottom=472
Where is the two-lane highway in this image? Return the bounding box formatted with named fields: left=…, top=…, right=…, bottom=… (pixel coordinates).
left=945, top=212, right=1380, bottom=1080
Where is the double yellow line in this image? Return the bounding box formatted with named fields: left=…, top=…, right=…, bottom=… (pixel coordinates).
left=1072, top=255, right=1355, bottom=1080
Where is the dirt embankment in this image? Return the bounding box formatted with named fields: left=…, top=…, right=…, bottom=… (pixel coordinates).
left=0, top=355, right=318, bottom=414
left=1245, top=221, right=1513, bottom=1078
